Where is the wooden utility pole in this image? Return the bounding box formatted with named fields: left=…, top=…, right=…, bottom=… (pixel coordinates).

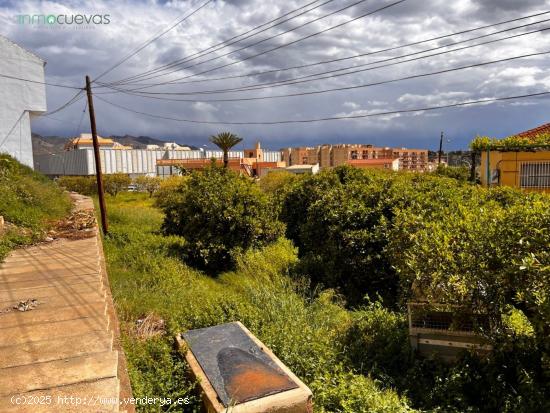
left=85, top=75, right=108, bottom=234
left=470, top=151, right=476, bottom=182
left=438, top=131, right=443, bottom=164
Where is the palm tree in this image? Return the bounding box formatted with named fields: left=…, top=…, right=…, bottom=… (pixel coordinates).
left=209, top=132, right=243, bottom=168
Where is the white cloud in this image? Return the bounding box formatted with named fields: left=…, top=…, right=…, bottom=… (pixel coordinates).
left=398, top=91, right=470, bottom=106
left=343, top=101, right=360, bottom=110
left=193, top=102, right=218, bottom=112
left=482, top=67, right=545, bottom=88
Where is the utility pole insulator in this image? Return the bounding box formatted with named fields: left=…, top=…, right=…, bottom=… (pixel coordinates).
left=85, top=75, right=108, bottom=235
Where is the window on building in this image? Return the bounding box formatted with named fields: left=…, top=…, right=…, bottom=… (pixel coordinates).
left=520, top=162, right=550, bottom=188
left=350, top=150, right=358, bottom=160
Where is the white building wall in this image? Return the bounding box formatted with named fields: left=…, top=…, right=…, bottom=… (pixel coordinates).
left=263, top=151, right=282, bottom=162
left=0, top=35, right=47, bottom=168
left=35, top=147, right=285, bottom=176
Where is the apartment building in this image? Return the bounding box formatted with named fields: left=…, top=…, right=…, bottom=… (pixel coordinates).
left=283, top=144, right=428, bottom=172
left=282, top=147, right=309, bottom=165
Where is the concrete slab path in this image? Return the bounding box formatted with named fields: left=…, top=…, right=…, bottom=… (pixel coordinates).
left=0, top=194, right=133, bottom=412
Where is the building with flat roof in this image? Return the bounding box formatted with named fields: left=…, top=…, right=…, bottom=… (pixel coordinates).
left=157, top=142, right=284, bottom=178
left=347, top=158, right=399, bottom=171
left=0, top=35, right=47, bottom=168
left=283, top=144, right=428, bottom=172
left=284, top=164, right=320, bottom=175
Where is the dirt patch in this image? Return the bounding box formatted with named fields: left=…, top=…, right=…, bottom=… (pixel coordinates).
left=48, top=208, right=97, bottom=240
left=133, top=313, right=166, bottom=340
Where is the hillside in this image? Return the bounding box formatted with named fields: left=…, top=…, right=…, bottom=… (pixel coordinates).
left=31, top=133, right=68, bottom=156
left=109, top=134, right=170, bottom=148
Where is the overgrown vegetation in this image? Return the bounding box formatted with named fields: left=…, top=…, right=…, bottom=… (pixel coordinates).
left=159, top=166, right=283, bottom=272
left=104, top=173, right=132, bottom=197
left=470, top=132, right=550, bottom=150
left=432, top=164, right=470, bottom=181
left=0, top=154, right=71, bottom=261
left=103, top=192, right=413, bottom=412
left=135, top=175, right=162, bottom=197
left=59, top=174, right=161, bottom=198
left=103, top=166, right=549, bottom=412
left=57, top=175, right=98, bottom=195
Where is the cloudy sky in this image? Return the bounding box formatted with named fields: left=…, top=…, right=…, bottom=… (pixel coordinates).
left=1, top=0, right=550, bottom=150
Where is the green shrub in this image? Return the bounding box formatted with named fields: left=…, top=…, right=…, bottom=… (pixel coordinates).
left=57, top=175, right=97, bottom=195
left=154, top=176, right=189, bottom=210
left=279, top=167, right=401, bottom=305
left=311, top=365, right=415, bottom=413
left=388, top=190, right=550, bottom=337
left=344, top=301, right=411, bottom=382
left=158, top=167, right=284, bottom=272
left=134, top=175, right=162, bottom=197
left=433, top=164, right=470, bottom=181
left=104, top=173, right=131, bottom=197
left=403, top=345, right=550, bottom=413
left=123, top=337, right=199, bottom=412
left=258, top=170, right=302, bottom=194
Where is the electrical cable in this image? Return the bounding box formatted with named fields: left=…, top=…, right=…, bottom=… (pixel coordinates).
left=42, top=90, right=85, bottom=116
left=109, top=0, right=338, bottom=85
left=111, top=10, right=550, bottom=88
left=93, top=0, right=214, bottom=83
left=95, top=51, right=550, bottom=103
left=0, top=73, right=82, bottom=89
left=94, top=90, right=550, bottom=125
left=100, top=22, right=550, bottom=96
left=108, top=0, right=407, bottom=86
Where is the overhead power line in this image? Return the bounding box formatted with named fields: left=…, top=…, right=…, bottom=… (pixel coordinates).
left=0, top=112, right=26, bottom=149
left=179, top=26, right=550, bottom=95
left=116, top=10, right=550, bottom=88
left=0, top=73, right=82, bottom=89
left=93, top=0, right=214, bottom=83
left=96, top=51, right=550, bottom=103
left=94, top=90, right=550, bottom=125
left=100, top=22, right=550, bottom=97
left=74, top=100, right=88, bottom=136
left=110, top=0, right=338, bottom=86
left=42, top=90, right=85, bottom=116
left=108, top=0, right=407, bottom=86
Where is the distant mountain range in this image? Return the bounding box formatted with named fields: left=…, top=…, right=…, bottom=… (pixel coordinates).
left=31, top=133, right=196, bottom=156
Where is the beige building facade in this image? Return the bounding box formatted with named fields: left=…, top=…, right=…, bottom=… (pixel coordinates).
left=283, top=144, right=428, bottom=171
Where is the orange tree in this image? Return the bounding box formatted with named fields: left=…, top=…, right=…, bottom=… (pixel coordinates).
left=158, top=166, right=283, bottom=272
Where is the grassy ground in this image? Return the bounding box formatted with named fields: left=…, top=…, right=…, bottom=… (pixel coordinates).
left=0, top=154, right=71, bottom=261
left=100, top=192, right=414, bottom=413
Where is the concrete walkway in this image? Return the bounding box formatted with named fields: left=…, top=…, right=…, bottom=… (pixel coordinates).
left=0, top=194, right=132, bottom=412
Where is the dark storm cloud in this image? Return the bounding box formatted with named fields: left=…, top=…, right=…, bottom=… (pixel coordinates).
left=1, top=0, right=549, bottom=150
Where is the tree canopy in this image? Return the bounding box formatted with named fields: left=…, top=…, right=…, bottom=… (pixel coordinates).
left=209, top=132, right=243, bottom=168
left=470, top=133, right=550, bottom=151
left=159, top=166, right=283, bottom=272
